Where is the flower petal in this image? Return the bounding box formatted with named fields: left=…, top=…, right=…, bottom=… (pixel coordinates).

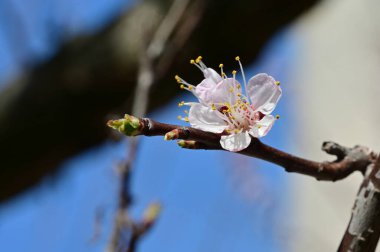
left=249, top=115, right=275, bottom=138
left=220, top=131, right=251, bottom=152
left=195, top=78, right=238, bottom=106
left=203, top=68, right=223, bottom=85
left=247, top=73, right=282, bottom=114
left=188, top=103, right=227, bottom=133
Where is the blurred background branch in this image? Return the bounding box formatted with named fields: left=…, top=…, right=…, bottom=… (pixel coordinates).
left=107, top=0, right=199, bottom=251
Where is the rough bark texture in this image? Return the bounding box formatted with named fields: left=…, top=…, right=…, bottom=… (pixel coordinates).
left=0, top=0, right=319, bottom=202
left=338, top=156, right=380, bottom=252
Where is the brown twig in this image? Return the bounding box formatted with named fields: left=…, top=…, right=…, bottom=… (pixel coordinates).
left=108, top=114, right=380, bottom=251
left=108, top=115, right=376, bottom=182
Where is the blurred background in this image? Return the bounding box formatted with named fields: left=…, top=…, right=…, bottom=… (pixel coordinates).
left=1, top=0, right=379, bottom=251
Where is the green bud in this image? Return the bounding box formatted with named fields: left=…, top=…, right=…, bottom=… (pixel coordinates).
left=107, top=114, right=142, bottom=136
left=143, top=202, right=161, bottom=224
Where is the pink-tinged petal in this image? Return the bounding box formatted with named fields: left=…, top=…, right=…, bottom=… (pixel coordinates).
left=203, top=68, right=223, bottom=84
left=247, top=73, right=282, bottom=114
left=195, top=78, right=238, bottom=106
left=220, top=131, right=251, bottom=152
left=249, top=115, right=275, bottom=138
left=188, top=103, right=227, bottom=133
left=195, top=78, right=219, bottom=104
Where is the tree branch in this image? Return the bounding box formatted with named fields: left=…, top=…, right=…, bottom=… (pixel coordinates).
left=108, top=115, right=376, bottom=182
left=338, top=155, right=380, bottom=252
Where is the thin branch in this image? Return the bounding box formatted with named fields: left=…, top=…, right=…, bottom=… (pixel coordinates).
left=108, top=115, right=376, bottom=182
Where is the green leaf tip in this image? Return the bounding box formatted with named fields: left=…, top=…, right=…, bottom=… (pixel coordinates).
left=107, top=114, right=142, bottom=136
left=177, top=140, right=186, bottom=148
left=177, top=140, right=197, bottom=149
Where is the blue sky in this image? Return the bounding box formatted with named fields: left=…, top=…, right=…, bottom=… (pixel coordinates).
left=0, top=1, right=299, bottom=251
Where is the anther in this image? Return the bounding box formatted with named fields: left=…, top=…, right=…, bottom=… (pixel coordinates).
left=190, top=59, right=195, bottom=64
left=180, top=84, right=185, bottom=89
left=178, top=101, right=185, bottom=107
left=177, top=115, right=182, bottom=120
left=235, top=56, right=240, bottom=61
left=219, top=63, right=224, bottom=68
left=232, top=70, right=237, bottom=75
left=276, top=81, right=280, bottom=86
left=275, top=115, right=280, bottom=119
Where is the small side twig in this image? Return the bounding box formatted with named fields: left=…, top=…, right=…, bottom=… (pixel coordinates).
left=108, top=115, right=376, bottom=182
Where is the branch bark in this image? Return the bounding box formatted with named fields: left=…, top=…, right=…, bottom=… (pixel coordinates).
left=107, top=115, right=376, bottom=182
left=338, top=155, right=380, bottom=252
left=108, top=115, right=380, bottom=250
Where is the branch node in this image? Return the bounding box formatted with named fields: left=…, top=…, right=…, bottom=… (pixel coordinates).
left=322, top=141, right=349, bottom=161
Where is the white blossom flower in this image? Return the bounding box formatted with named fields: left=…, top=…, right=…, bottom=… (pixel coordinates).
left=175, top=56, right=281, bottom=152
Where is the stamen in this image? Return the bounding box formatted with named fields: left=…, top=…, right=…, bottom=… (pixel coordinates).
left=178, top=101, right=185, bottom=107
left=178, top=115, right=189, bottom=122
left=199, top=61, right=207, bottom=70
left=183, top=102, right=196, bottom=106
left=235, top=56, right=250, bottom=103
left=219, top=63, right=225, bottom=78
left=176, top=76, right=196, bottom=92
left=192, top=61, right=204, bottom=71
